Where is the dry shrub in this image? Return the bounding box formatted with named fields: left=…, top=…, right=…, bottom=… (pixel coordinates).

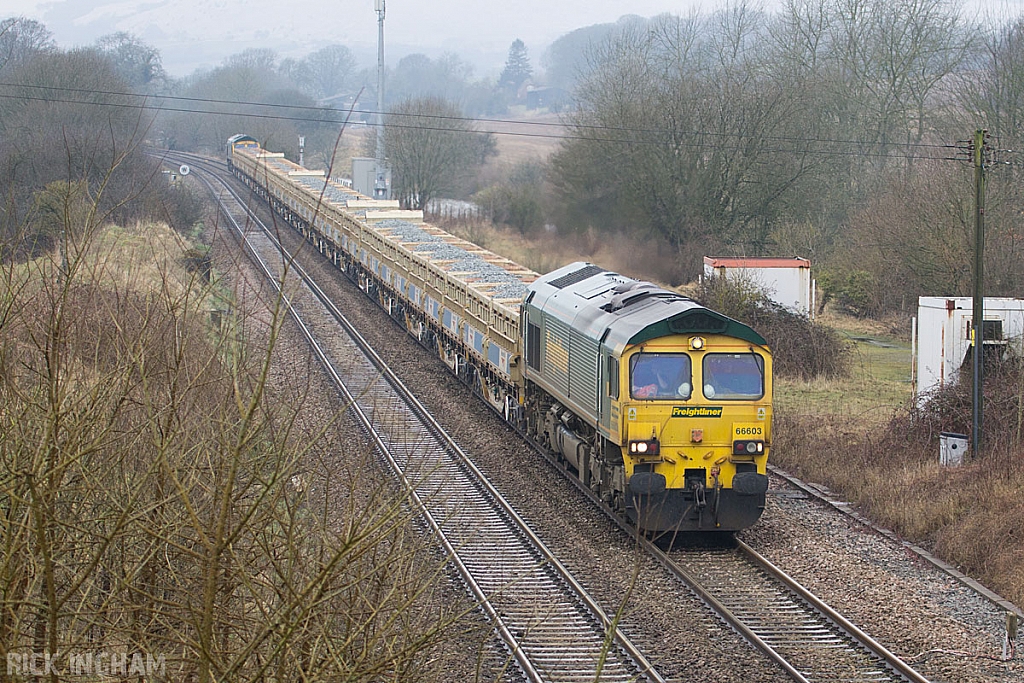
left=934, top=480, right=1024, bottom=605
left=0, top=223, right=497, bottom=682
left=776, top=356, right=1024, bottom=607
left=694, top=275, right=852, bottom=380
left=903, top=356, right=1024, bottom=448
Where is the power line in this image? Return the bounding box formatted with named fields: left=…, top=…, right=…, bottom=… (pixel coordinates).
left=0, top=81, right=966, bottom=162
left=14, top=81, right=962, bottom=153
left=0, top=81, right=960, bottom=151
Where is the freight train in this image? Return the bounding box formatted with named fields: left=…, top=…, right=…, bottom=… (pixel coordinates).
left=227, top=134, right=772, bottom=535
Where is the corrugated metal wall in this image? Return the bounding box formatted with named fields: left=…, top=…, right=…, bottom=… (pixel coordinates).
left=543, top=316, right=571, bottom=396
left=542, top=314, right=600, bottom=417
left=569, top=327, right=600, bottom=413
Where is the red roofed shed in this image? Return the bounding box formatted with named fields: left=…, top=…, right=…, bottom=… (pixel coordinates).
left=703, top=256, right=813, bottom=317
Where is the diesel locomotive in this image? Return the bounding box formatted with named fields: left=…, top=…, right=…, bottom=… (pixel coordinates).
left=227, top=135, right=772, bottom=534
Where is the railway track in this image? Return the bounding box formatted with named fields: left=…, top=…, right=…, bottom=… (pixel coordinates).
left=162, top=150, right=937, bottom=682
left=767, top=466, right=1024, bottom=627
left=664, top=540, right=929, bottom=683
left=170, top=151, right=664, bottom=683
left=532, top=426, right=934, bottom=682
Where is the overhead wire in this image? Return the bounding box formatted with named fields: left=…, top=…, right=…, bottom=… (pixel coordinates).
left=0, top=80, right=968, bottom=162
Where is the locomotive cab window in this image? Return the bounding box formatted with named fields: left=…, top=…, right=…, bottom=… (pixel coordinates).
left=631, top=353, right=692, bottom=400
left=702, top=353, right=764, bottom=400
left=607, top=356, right=619, bottom=399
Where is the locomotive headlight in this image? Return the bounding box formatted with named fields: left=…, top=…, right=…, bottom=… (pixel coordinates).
left=733, top=440, right=764, bottom=455
left=629, top=439, right=660, bottom=456
left=689, top=336, right=705, bottom=350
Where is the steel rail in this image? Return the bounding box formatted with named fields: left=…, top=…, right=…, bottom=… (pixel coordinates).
left=166, top=149, right=932, bottom=683
left=738, top=540, right=931, bottom=683
left=176, top=153, right=665, bottom=683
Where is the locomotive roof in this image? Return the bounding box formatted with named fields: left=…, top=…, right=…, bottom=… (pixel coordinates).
left=527, top=262, right=768, bottom=349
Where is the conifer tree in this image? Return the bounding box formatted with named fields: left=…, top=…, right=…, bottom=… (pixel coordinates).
left=499, top=39, right=532, bottom=94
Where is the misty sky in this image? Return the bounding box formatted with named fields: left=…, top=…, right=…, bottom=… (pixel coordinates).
left=3, top=0, right=1020, bottom=76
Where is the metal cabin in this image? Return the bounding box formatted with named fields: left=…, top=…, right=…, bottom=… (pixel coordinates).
left=916, top=296, right=1024, bottom=401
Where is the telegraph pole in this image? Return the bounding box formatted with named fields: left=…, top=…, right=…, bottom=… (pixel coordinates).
left=971, top=129, right=988, bottom=457
left=373, top=0, right=390, bottom=199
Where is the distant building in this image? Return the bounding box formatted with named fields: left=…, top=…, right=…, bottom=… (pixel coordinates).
left=525, top=86, right=570, bottom=111
left=351, top=157, right=391, bottom=198
left=703, top=257, right=814, bottom=317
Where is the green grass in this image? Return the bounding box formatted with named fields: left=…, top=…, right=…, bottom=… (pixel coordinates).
left=776, top=332, right=914, bottom=425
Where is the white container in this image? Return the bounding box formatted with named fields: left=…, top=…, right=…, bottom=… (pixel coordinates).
left=915, top=297, right=1024, bottom=401
left=703, top=257, right=813, bottom=317
left=939, top=432, right=968, bottom=467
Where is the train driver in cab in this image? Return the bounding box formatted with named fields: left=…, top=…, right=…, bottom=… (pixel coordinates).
left=632, top=354, right=692, bottom=400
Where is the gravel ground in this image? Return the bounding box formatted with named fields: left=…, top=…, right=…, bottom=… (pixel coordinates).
left=741, top=479, right=1024, bottom=683
left=222, top=191, right=1023, bottom=683
left=210, top=226, right=508, bottom=683
left=257, top=221, right=791, bottom=682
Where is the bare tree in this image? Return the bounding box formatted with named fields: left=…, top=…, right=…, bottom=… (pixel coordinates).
left=386, top=53, right=476, bottom=105
left=0, top=17, right=54, bottom=72
left=292, top=44, right=357, bottom=100
left=0, top=48, right=161, bottom=250
left=94, top=31, right=167, bottom=92
left=552, top=8, right=818, bottom=279
left=0, top=151, right=500, bottom=683
left=772, top=0, right=973, bottom=161
left=382, top=96, right=494, bottom=209
left=957, top=17, right=1024, bottom=161
left=158, top=48, right=309, bottom=154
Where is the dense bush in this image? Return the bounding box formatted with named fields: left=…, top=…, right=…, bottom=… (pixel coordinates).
left=895, top=354, right=1024, bottom=452
left=473, top=162, right=547, bottom=235
left=815, top=269, right=878, bottom=318
left=694, top=274, right=851, bottom=380
left=0, top=43, right=204, bottom=264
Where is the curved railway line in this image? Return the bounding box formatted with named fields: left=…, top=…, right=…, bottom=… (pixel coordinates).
left=178, top=152, right=663, bottom=683
left=161, top=149, right=973, bottom=682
